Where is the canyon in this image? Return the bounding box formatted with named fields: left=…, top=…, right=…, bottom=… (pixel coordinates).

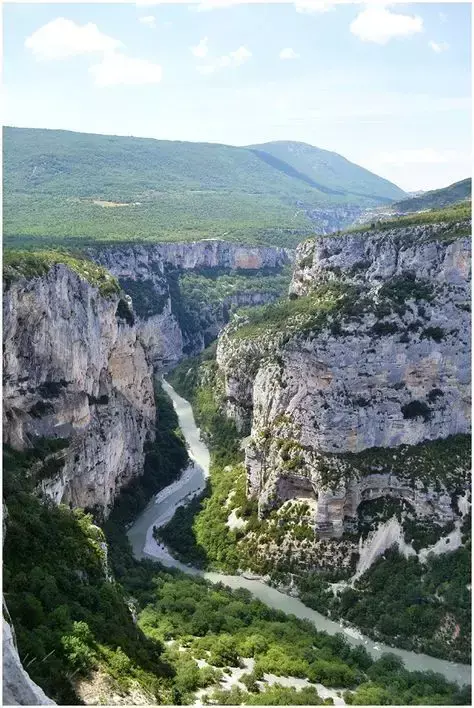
left=2, top=216, right=471, bottom=705
left=3, top=242, right=290, bottom=516
left=90, top=240, right=292, bottom=364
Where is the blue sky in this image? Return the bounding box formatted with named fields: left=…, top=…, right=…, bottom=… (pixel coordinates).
left=3, top=1, right=471, bottom=191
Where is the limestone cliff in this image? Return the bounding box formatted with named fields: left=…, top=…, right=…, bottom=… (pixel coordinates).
left=216, top=219, right=471, bottom=537
left=89, top=240, right=292, bottom=367
left=3, top=264, right=155, bottom=516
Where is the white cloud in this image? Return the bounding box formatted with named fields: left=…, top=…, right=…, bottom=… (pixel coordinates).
left=350, top=6, right=423, bottom=45
left=439, top=11, right=447, bottom=24
left=25, top=17, right=163, bottom=88
left=191, top=37, right=209, bottom=58
left=196, top=64, right=218, bottom=75
left=25, top=18, right=122, bottom=60
left=89, top=52, right=162, bottom=86
left=230, top=46, right=252, bottom=65
left=139, top=15, right=156, bottom=28
left=374, top=148, right=464, bottom=167
left=196, top=45, right=251, bottom=74
left=429, top=40, right=449, bottom=54
left=279, top=47, right=300, bottom=60
left=294, top=1, right=334, bottom=14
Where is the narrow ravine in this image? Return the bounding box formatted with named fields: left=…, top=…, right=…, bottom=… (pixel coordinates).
left=127, top=380, right=471, bottom=687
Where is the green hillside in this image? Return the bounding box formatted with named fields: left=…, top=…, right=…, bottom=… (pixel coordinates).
left=3, top=127, right=405, bottom=249
left=249, top=140, right=405, bottom=202
left=390, top=178, right=471, bottom=214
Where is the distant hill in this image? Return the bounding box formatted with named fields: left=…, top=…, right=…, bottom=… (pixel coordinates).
left=390, top=178, right=471, bottom=214
left=348, top=200, right=471, bottom=237
left=3, top=127, right=405, bottom=249
left=248, top=140, right=404, bottom=203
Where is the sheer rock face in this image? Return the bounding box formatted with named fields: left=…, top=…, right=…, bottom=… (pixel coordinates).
left=90, top=240, right=293, bottom=367
left=3, top=604, right=56, bottom=706
left=91, top=239, right=292, bottom=273
left=3, top=264, right=155, bottom=515
left=216, top=223, right=471, bottom=537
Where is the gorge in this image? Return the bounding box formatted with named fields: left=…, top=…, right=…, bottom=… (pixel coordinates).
left=128, top=378, right=472, bottom=687
left=2, top=127, right=471, bottom=705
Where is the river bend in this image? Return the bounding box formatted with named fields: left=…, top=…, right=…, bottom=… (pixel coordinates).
left=127, top=379, right=471, bottom=687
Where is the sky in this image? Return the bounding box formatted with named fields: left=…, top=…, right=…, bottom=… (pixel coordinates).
left=3, top=1, right=472, bottom=192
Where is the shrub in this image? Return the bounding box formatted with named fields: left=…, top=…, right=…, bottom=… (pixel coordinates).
left=401, top=400, right=432, bottom=422
left=421, top=327, right=445, bottom=342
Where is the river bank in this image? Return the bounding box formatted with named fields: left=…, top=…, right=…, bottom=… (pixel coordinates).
left=127, top=379, right=472, bottom=688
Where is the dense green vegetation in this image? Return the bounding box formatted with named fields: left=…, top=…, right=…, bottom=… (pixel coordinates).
left=160, top=351, right=250, bottom=571
left=118, top=278, right=168, bottom=319
left=347, top=201, right=471, bottom=239
left=2, top=382, right=189, bottom=703
left=3, top=446, right=174, bottom=704
left=3, top=372, right=471, bottom=704
left=249, top=141, right=405, bottom=202
left=3, top=191, right=314, bottom=250
left=228, top=282, right=360, bottom=343
left=316, top=434, right=471, bottom=492
left=3, top=249, right=120, bottom=296
left=179, top=267, right=292, bottom=307
left=390, top=178, right=471, bottom=214
left=5, top=128, right=403, bottom=202
left=107, top=522, right=471, bottom=705
left=3, top=127, right=404, bottom=249
left=299, top=542, right=471, bottom=665
left=162, top=348, right=471, bottom=666
left=171, top=267, right=292, bottom=352
left=225, top=271, right=431, bottom=344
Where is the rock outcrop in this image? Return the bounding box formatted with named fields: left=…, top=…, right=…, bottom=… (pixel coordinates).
left=216, top=220, right=471, bottom=537
left=3, top=504, right=56, bottom=706
left=3, top=600, right=56, bottom=706
left=90, top=240, right=293, bottom=367
left=3, top=264, right=155, bottom=516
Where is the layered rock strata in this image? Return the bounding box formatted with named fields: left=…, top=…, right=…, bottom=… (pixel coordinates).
left=216, top=220, right=471, bottom=536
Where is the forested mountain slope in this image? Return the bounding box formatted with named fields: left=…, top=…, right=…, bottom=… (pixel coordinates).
left=390, top=178, right=471, bottom=214
left=3, top=127, right=405, bottom=249
left=248, top=140, right=404, bottom=202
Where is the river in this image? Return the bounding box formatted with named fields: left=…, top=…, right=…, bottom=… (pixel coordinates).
left=127, top=379, right=471, bottom=687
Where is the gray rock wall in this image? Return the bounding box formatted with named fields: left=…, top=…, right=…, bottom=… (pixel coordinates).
left=3, top=601, right=56, bottom=705
left=216, top=221, right=471, bottom=536
left=90, top=240, right=293, bottom=367
left=3, top=264, right=155, bottom=515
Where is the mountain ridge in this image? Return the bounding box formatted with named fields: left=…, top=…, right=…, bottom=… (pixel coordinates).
left=249, top=139, right=406, bottom=203
left=3, top=126, right=405, bottom=249
left=390, top=177, right=471, bottom=213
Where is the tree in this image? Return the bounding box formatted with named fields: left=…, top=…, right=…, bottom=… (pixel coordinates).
left=209, top=634, right=240, bottom=667
left=350, top=682, right=391, bottom=705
